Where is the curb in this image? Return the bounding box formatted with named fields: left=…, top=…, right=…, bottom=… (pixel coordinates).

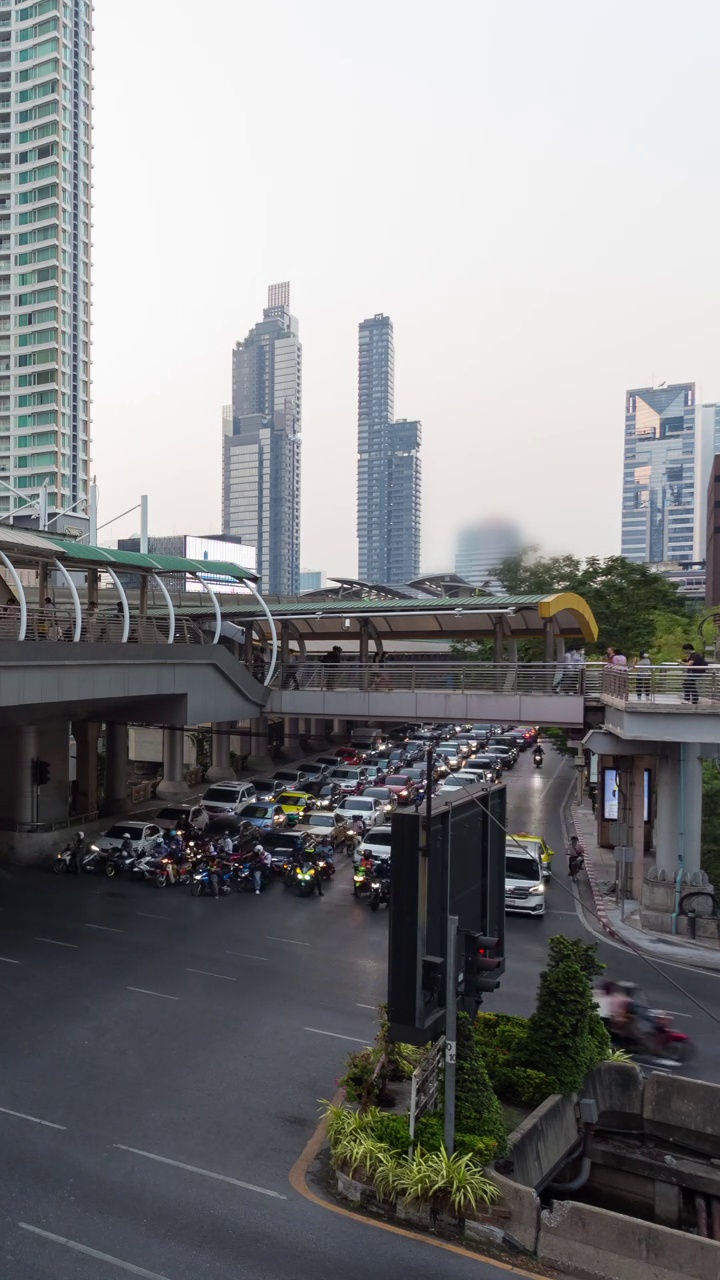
left=570, top=803, right=618, bottom=941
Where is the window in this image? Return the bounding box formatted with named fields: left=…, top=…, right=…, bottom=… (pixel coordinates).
left=16, top=56, right=59, bottom=84
left=16, top=38, right=59, bottom=64
left=16, top=78, right=58, bottom=104
left=16, top=285, right=57, bottom=306
left=16, top=180, right=57, bottom=205
left=16, top=468, right=56, bottom=487
left=16, top=201, right=56, bottom=227
left=16, top=325, right=56, bottom=347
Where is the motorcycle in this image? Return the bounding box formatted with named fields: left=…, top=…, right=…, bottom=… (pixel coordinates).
left=533, top=751, right=543, bottom=769
left=568, top=852, right=584, bottom=880
left=104, top=845, right=138, bottom=878
left=190, top=863, right=233, bottom=897
left=596, top=982, right=694, bottom=1064
left=80, top=844, right=104, bottom=874
left=131, top=851, right=165, bottom=882
left=294, top=861, right=319, bottom=897
left=353, top=865, right=372, bottom=899
left=154, top=855, right=193, bottom=888
left=53, top=844, right=79, bottom=874
left=369, top=872, right=391, bottom=911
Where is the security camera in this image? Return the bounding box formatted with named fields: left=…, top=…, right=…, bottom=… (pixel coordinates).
left=342, top=617, right=352, bottom=631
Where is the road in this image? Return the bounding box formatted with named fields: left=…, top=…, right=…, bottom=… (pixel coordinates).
left=0, top=750, right=717, bottom=1278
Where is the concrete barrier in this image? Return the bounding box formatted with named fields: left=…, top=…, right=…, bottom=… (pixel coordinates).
left=490, top=1171, right=540, bottom=1253
left=538, top=1199, right=720, bottom=1280
left=585, top=1060, right=644, bottom=1130
left=507, top=1092, right=579, bottom=1188
left=644, top=1073, right=720, bottom=1157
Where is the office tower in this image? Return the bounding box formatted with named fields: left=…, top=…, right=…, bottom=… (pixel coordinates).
left=0, top=2, right=92, bottom=532
left=222, top=283, right=301, bottom=594
left=454, top=519, right=523, bottom=590
left=356, top=314, right=421, bottom=583
left=621, top=384, right=720, bottom=568
left=298, top=569, right=325, bottom=592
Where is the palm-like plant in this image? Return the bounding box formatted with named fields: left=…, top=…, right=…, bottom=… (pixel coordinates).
left=605, top=1048, right=634, bottom=1063
left=394, top=1146, right=499, bottom=1217
left=320, top=1100, right=381, bottom=1145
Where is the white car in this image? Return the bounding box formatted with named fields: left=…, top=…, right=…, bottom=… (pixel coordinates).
left=505, top=848, right=545, bottom=916
left=154, top=802, right=208, bottom=832
left=334, top=795, right=385, bottom=828
left=328, top=766, right=368, bottom=793
left=300, top=811, right=348, bottom=838
left=97, top=821, right=163, bottom=855
left=202, top=782, right=256, bottom=816
left=354, top=824, right=393, bottom=865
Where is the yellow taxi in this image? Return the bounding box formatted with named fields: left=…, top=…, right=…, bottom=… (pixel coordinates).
left=509, top=832, right=555, bottom=879
left=275, top=790, right=316, bottom=820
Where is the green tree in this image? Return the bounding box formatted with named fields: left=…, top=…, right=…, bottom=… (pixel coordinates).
left=455, top=1011, right=507, bottom=1153
left=702, top=760, right=720, bottom=889
left=521, top=938, right=609, bottom=1092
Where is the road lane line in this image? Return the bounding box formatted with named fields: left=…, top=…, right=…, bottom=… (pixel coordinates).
left=126, top=987, right=179, bottom=1001
left=185, top=968, right=236, bottom=982
left=0, top=1105, right=66, bottom=1131
left=305, top=1027, right=371, bottom=1044
left=267, top=935, right=310, bottom=946
left=113, top=1144, right=286, bottom=1199
left=85, top=923, right=124, bottom=933
left=35, top=937, right=78, bottom=948
left=356, top=1003, right=376, bottom=1010
left=136, top=913, right=171, bottom=921
left=18, top=1224, right=171, bottom=1279
left=225, top=950, right=270, bottom=962
left=0, top=956, right=19, bottom=964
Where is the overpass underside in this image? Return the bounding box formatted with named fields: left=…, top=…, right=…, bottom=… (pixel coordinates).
left=269, top=687, right=587, bottom=728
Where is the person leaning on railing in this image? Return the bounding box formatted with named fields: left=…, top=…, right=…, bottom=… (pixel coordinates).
left=682, top=643, right=707, bottom=706
left=634, top=651, right=651, bottom=700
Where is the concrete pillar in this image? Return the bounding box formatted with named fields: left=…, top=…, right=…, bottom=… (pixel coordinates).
left=506, top=638, right=518, bottom=663
left=156, top=727, right=188, bottom=799
left=332, top=719, right=349, bottom=741
left=139, top=576, right=148, bottom=618
left=284, top=716, right=301, bottom=758
left=359, top=619, right=369, bottom=689
left=206, top=721, right=236, bottom=782
left=654, top=745, right=680, bottom=876
left=247, top=714, right=274, bottom=771
left=72, top=721, right=100, bottom=816
left=280, top=622, right=290, bottom=676
left=38, top=563, right=48, bottom=606
left=86, top=568, right=99, bottom=607
left=493, top=619, right=504, bottom=663
left=244, top=625, right=254, bottom=668
left=631, top=755, right=647, bottom=899
left=682, top=744, right=703, bottom=878
left=103, top=722, right=129, bottom=815
left=543, top=619, right=555, bottom=662
left=555, top=637, right=565, bottom=661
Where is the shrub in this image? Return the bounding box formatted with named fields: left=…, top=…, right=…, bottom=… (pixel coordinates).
left=522, top=957, right=594, bottom=1093
left=394, top=1145, right=500, bottom=1217
left=495, top=1066, right=555, bottom=1109
left=456, top=1011, right=507, bottom=1153
left=455, top=1133, right=498, bottom=1164
left=415, top=1112, right=445, bottom=1151
left=547, top=935, right=605, bottom=980
left=371, top=1112, right=411, bottom=1153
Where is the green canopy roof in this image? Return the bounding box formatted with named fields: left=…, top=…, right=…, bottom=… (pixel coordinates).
left=40, top=535, right=258, bottom=583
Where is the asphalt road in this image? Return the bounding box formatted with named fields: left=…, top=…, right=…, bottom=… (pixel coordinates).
left=0, top=750, right=717, bottom=1279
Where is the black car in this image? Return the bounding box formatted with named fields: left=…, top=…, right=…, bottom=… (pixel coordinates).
left=204, top=816, right=256, bottom=848
left=249, top=778, right=277, bottom=801
left=261, top=830, right=316, bottom=873
left=307, top=781, right=343, bottom=810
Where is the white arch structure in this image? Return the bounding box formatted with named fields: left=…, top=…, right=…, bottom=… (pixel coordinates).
left=246, top=580, right=278, bottom=686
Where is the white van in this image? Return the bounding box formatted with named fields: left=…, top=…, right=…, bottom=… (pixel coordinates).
left=202, top=781, right=256, bottom=817
left=505, top=847, right=545, bottom=916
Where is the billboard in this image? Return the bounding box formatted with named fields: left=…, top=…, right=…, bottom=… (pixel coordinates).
left=184, top=536, right=257, bottom=594
left=602, top=768, right=650, bottom=822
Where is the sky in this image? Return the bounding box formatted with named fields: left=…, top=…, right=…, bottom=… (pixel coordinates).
left=91, top=0, right=720, bottom=576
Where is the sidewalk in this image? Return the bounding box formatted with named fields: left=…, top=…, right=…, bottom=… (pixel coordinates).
left=570, top=798, right=720, bottom=974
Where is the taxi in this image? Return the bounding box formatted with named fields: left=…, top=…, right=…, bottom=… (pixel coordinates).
left=274, top=790, right=316, bottom=820
left=509, top=832, right=555, bottom=879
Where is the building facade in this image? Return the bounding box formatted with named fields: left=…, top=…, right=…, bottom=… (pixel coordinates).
left=117, top=534, right=256, bottom=592
left=356, top=314, right=421, bottom=584
left=222, top=283, right=300, bottom=595
left=454, top=519, right=523, bottom=589
left=298, top=569, right=325, bottom=593
left=0, top=2, right=92, bottom=531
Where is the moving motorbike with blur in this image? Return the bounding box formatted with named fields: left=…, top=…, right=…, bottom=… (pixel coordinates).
left=369, top=858, right=391, bottom=911
left=533, top=746, right=544, bottom=769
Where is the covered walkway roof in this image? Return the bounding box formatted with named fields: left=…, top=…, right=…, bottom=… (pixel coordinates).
left=0, top=527, right=258, bottom=584
left=192, top=591, right=599, bottom=643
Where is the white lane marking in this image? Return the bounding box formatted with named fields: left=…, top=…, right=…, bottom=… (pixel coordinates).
left=0, top=1105, right=66, bottom=1131
left=185, top=968, right=236, bottom=982
left=356, top=1003, right=377, bottom=1010
left=35, top=937, right=78, bottom=949
left=546, top=910, right=578, bottom=917
left=113, top=1144, right=286, bottom=1200
left=126, top=987, right=179, bottom=1001
left=18, top=1224, right=171, bottom=1279
left=305, top=1027, right=371, bottom=1044
left=225, top=950, right=269, bottom=962
left=85, top=923, right=124, bottom=933
left=0, top=956, right=20, bottom=964
left=136, top=913, right=171, bottom=921
left=267, top=935, right=310, bottom=946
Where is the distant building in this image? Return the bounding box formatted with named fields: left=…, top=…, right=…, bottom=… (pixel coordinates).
left=117, top=534, right=256, bottom=592
left=706, top=456, right=720, bottom=604
left=298, top=570, right=326, bottom=593
left=356, top=315, right=421, bottom=583
left=222, top=283, right=301, bottom=595
left=454, top=520, right=523, bottom=590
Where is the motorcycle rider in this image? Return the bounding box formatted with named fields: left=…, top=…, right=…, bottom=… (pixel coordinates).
left=567, top=834, right=585, bottom=876
left=351, top=815, right=366, bottom=840
left=205, top=848, right=223, bottom=898
left=68, top=830, right=85, bottom=873
left=120, top=832, right=134, bottom=858
left=307, top=847, right=324, bottom=897
left=533, top=743, right=544, bottom=762
left=316, top=834, right=335, bottom=867
left=251, top=843, right=269, bottom=894
left=220, top=829, right=234, bottom=858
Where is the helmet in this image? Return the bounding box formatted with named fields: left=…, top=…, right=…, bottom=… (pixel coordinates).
left=78, top=831, right=84, bottom=839
left=155, top=836, right=164, bottom=845
left=254, top=844, right=264, bottom=853
left=123, top=833, right=130, bottom=839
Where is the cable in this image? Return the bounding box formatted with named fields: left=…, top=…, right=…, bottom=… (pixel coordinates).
left=440, top=765, right=720, bottom=1033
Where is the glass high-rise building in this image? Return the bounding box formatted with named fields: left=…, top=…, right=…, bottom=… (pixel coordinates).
left=222, top=283, right=301, bottom=595
left=0, top=1, right=92, bottom=529
left=356, top=314, right=421, bottom=584
left=454, top=519, right=523, bottom=589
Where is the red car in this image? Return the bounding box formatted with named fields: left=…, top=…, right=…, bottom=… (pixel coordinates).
left=334, top=747, right=364, bottom=766
left=385, top=774, right=417, bottom=805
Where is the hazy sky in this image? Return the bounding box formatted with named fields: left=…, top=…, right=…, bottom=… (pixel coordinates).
left=92, top=0, right=720, bottom=576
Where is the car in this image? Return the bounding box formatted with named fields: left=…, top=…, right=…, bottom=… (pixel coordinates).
left=204, top=816, right=258, bottom=850
left=354, top=824, right=393, bottom=865
left=202, top=781, right=257, bottom=816
left=437, top=742, right=462, bottom=769
left=300, top=811, right=349, bottom=839
left=484, top=747, right=516, bottom=771
left=334, top=795, right=385, bottom=827
left=309, top=781, right=344, bottom=810
left=274, top=790, right=316, bottom=819
left=297, top=762, right=329, bottom=782
left=505, top=847, right=545, bottom=915
left=261, top=829, right=317, bottom=874
left=334, top=747, right=364, bottom=765
left=237, top=802, right=288, bottom=832
left=328, top=766, right=368, bottom=793
left=488, top=735, right=520, bottom=761
left=359, top=764, right=385, bottom=783
left=401, top=766, right=427, bottom=783
left=248, top=778, right=278, bottom=801
left=461, top=757, right=502, bottom=783
left=361, top=786, right=398, bottom=817
left=272, top=766, right=313, bottom=790
left=154, top=803, right=208, bottom=832
left=316, top=755, right=344, bottom=771
left=385, top=775, right=418, bottom=805
left=510, top=833, right=556, bottom=879
left=97, top=821, right=162, bottom=855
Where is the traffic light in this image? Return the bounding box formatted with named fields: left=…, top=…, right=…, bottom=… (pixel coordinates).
left=461, top=931, right=503, bottom=1002
left=33, top=759, right=51, bottom=786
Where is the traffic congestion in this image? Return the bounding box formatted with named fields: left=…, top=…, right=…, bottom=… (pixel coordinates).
left=50, top=720, right=549, bottom=918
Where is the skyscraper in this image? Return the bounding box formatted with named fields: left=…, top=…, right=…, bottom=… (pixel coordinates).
left=222, top=283, right=301, bottom=595
left=454, top=519, right=523, bottom=589
left=356, top=314, right=421, bottom=583
left=620, top=383, right=720, bottom=565
left=1, top=2, right=92, bottom=531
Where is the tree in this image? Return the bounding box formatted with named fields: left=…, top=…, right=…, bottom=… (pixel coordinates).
left=521, top=937, right=609, bottom=1092
left=455, top=1011, right=507, bottom=1153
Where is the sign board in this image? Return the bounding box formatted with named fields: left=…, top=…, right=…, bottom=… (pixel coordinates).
left=408, top=1036, right=445, bottom=1149
left=602, top=768, right=649, bottom=822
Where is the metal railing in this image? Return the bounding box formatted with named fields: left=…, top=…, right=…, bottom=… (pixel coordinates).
left=602, top=663, right=720, bottom=707
left=0, top=607, right=207, bottom=646
left=272, top=661, right=606, bottom=696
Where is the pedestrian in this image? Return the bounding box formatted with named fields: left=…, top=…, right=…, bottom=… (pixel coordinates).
left=682, top=642, right=707, bottom=706
left=283, top=651, right=300, bottom=690
left=635, top=650, right=651, bottom=700
left=251, top=843, right=266, bottom=894
left=253, top=647, right=267, bottom=684
left=606, top=646, right=627, bottom=666
left=320, top=644, right=342, bottom=690
left=220, top=830, right=234, bottom=858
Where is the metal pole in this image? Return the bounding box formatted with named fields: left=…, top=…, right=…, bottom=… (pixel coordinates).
left=38, top=479, right=49, bottom=531
left=89, top=482, right=98, bottom=545
left=424, top=745, right=433, bottom=854
left=444, top=913, right=458, bottom=1156
left=140, top=494, right=149, bottom=555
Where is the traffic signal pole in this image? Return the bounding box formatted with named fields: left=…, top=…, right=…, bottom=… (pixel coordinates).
left=443, top=913, right=458, bottom=1155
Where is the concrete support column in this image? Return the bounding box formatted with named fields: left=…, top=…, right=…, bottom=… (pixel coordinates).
left=555, top=636, right=565, bottom=661
left=73, top=721, right=100, bottom=816
left=103, top=722, right=129, bottom=815
left=284, top=716, right=301, bottom=758
left=682, top=744, right=703, bottom=879
left=493, top=618, right=504, bottom=663
left=244, top=625, right=255, bottom=669
left=631, top=755, right=647, bottom=899
left=38, top=563, right=48, bottom=606
left=156, top=727, right=188, bottom=799
left=248, top=714, right=274, bottom=771
left=206, top=722, right=236, bottom=782
left=86, top=569, right=99, bottom=607
left=654, top=746, right=680, bottom=877
left=506, top=638, right=518, bottom=663
left=543, top=619, right=555, bottom=663
left=139, top=576, right=148, bottom=618
left=332, top=719, right=349, bottom=741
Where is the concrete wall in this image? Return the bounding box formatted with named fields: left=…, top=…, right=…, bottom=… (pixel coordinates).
left=128, top=727, right=196, bottom=767
left=537, top=1200, right=720, bottom=1280
left=507, top=1092, right=580, bottom=1189
left=268, top=688, right=585, bottom=728
left=644, top=1073, right=720, bottom=1158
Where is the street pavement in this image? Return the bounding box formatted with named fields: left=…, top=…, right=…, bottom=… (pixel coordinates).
left=0, top=750, right=718, bottom=1278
